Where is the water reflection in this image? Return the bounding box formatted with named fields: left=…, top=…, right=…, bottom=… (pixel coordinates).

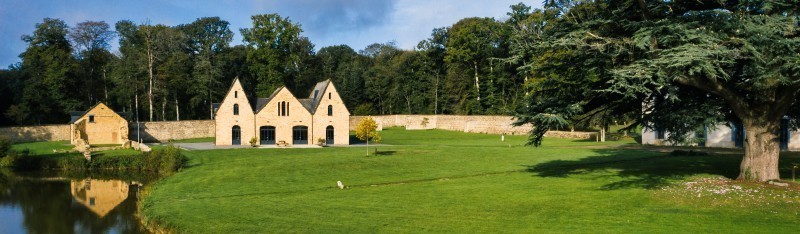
left=0, top=171, right=151, bottom=233
left=71, top=179, right=132, bottom=218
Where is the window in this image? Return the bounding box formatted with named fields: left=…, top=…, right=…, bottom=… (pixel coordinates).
left=235, top=91, right=238, bottom=98
left=260, top=126, right=276, bottom=145
left=292, top=126, right=308, bottom=144
left=287, top=102, right=290, bottom=116
left=655, top=127, right=665, bottom=140
left=232, top=126, right=241, bottom=145
left=329, top=92, right=331, bottom=99
left=327, top=105, right=333, bottom=116
left=89, top=115, right=95, bottom=123
left=281, top=102, right=286, bottom=116
left=326, top=126, right=334, bottom=144
left=233, top=104, right=239, bottom=115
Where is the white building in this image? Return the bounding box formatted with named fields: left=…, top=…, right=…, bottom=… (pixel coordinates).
left=641, top=119, right=800, bottom=150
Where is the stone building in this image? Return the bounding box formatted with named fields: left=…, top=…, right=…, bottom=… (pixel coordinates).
left=642, top=119, right=800, bottom=150
left=69, top=102, right=129, bottom=146
left=214, top=78, right=350, bottom=146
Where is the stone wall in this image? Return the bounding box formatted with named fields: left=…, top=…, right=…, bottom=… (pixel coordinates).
left=0, top=125, right=70, bottom=142
left=129, top=120, right=215, bottom=143
left=350, top=115, right=596, bottom=139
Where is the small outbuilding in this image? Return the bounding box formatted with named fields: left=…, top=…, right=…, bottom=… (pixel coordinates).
left=70, top=102, right=129, bottom=147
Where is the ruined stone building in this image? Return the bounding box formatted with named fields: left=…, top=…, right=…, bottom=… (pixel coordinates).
left=214, top=78, right=350, bottom=146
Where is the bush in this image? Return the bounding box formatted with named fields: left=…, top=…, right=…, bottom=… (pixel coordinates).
left=0, top=136, right=11, bottom=157
left=0, top=144, right=187, bottom=175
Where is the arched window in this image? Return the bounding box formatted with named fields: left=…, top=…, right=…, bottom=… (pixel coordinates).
left=231, top=125, right=241, bottom=145
left=326, top=126, right=334, bottom=144
left=292, top=126, right=308, bottom=144
left=327, top=105, right=333, bottom=116
left=233, top=104, right=239, bottom=115
left=260, top=126, right=276, bottom=145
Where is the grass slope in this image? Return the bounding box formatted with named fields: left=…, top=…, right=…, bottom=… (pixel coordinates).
left=141, top=128, right=800, bottom=233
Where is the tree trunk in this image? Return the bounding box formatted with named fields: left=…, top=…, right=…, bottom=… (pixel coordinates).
left=600, top=125, right=606, bottom=142
left=473, top=61, right=480, bottom=101
left=148, top=54, right=154, bottom=122
left=738, top=119, right=781, bottom=181
left=175, top=97, right=180, bottom=121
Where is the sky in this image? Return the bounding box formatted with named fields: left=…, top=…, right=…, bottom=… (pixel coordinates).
left=0, top=0, right=542, bottom=68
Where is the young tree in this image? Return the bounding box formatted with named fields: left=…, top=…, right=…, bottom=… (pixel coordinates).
left=355, top=117, right=381, bottom=156
left=510, top=1, right=800, bottom=181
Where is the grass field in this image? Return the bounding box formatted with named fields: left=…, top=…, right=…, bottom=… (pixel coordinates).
left=138, top=128, right=800, bottom=232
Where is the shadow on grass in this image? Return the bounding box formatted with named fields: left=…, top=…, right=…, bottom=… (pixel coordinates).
left=525, top=148, right=800, bottom=190
left=374, top=150, right=396, bottom=156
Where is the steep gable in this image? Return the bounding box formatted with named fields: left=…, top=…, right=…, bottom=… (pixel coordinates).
left=312, top=81, right=350, bottom=116
left=255, top=87, right=312, bottom=116
left=215, top=78, right=254, bottom=119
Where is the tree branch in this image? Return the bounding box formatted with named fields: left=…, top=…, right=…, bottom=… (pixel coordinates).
left=674, top=76, right=750, bottom=118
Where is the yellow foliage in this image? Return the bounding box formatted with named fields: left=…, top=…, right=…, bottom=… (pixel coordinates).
left=355, top=117, right=381, bottom=143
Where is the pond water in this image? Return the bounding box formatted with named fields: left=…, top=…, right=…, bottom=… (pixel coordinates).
left=0, top=171, right=154, bottom=233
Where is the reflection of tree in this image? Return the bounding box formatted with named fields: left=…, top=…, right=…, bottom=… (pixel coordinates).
left=0, top=177, right=146, bottom=233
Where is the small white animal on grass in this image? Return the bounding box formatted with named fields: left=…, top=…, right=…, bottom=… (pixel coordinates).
left=337, top=181, right=344, bottom=189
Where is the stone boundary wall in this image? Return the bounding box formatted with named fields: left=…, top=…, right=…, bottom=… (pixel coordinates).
left=1, top=115, right=596, bottom=143
left=0, top=125, right=70, bottom=142
left=129, top=120, right=215, bottom=143
left=350, top=115, right=596, bottom=139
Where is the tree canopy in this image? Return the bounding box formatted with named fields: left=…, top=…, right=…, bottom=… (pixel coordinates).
left=509, top=0, right=800, bottom=181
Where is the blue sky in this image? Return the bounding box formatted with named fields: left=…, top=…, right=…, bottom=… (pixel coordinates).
left=0, top=0, right=541, bottom=68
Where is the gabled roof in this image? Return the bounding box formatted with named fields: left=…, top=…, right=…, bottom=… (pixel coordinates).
left=69, top=102, right=125, bottom=124
left=306, top=80, right=331, bottom=114
left=255, top=87, right=284, bottom=113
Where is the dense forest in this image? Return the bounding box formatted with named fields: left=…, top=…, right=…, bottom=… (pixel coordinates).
left=0, top=3, right=536, bottom=126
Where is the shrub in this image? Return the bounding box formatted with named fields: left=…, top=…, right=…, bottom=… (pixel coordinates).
left=0, top=136, right=11, bottom=157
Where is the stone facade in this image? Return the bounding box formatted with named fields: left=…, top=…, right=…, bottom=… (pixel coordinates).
left=350, top=115, right=596, bottom=139
left=70, top=103, right=128, bottom=145
left=0, top=124, right=70, bottom=142
left=214, top=79, right=255, bottom=145
left=253, top=87, right=313, bottom=145
left=215, top=78, right=350, bottom=146
left=130, top=120, right=215, bottom=143
left=310, top=84, right=350, bottom=145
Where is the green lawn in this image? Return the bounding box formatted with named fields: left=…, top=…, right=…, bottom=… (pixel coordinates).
left=169, top=137, right=215, bottom=143
left=140, top=128, right=800, bottom=233
left=11, top=141, right=139, bottom=158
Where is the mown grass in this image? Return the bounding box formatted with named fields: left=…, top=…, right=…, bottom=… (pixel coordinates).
left=169, top=137, right=215, bottom=143
left=140, top=128, right=800, bottom=233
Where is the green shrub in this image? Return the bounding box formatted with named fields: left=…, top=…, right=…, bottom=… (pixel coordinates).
left=0, top=136, right=11, bottom=156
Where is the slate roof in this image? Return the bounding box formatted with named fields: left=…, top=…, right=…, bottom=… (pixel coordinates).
left=306, top=80, right=331, bottom=114
left=246, top=79, right=333, bottom=114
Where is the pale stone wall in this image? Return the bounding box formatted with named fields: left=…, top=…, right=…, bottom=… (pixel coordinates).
left=254, top=88, right=313, bottom=145
left=215, top=79, right=255, bottom=145
left=130, top=120, right=215, bottom=143
left=311, top=83, right=350, bottom=145
left=0, top=124, right=70, bottom=142
left=350, top=115, right=595, bottom=139
left=73, top=103, right=128, bottom=145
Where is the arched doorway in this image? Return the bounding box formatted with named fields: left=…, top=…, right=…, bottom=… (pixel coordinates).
left=231, top=126, right=241, bottom=145
left=292, top=126, right=308, bottom=145
left=326, top=126, right=334, bottom=145
left=260, top=126, right=276, bottom=145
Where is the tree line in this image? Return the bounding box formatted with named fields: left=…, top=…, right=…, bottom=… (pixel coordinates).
left=0, top=4, right=535, bottom=126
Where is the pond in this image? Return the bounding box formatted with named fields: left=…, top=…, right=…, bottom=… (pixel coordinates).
left=0, top=170, right=155, bottom=233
